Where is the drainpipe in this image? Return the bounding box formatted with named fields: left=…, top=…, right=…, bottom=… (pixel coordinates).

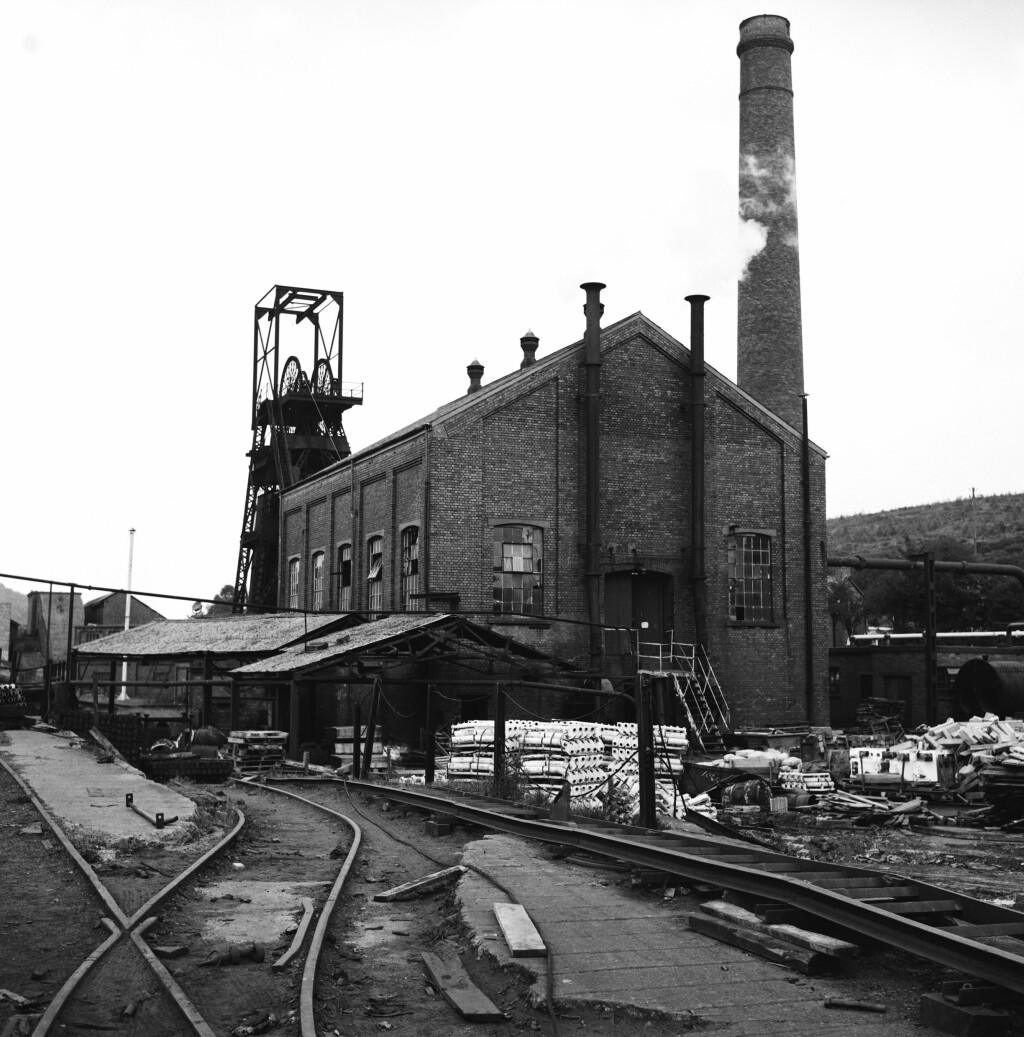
left=801, top=395, right=814, bottom=723
left=685, top=295, right=709, bottom=651
left=582, top=282, right=606, bottom=673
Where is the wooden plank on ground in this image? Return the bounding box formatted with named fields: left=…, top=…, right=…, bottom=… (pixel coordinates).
left=687, top=914, right=836, bottom=975
left=699, top=900, right=861, bottom=958
left=373, top=866, right=467, bottom=902
left=421, top=951, right=506, bottom=1022
left=89, top=727, right=127, bottom=764
left=493, top=902, right=547, bottom=957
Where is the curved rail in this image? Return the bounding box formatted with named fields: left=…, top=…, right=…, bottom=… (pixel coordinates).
left=0, top=759, right=361, bottom=1037
left=234, top=777, right=363, bottom=1037
left=329, top=777, right=1024, bottom=996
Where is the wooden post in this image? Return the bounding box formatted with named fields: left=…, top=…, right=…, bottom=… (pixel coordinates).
left=636, top=673, right=656, bottom=829
left=108, top=659, right=117, bottom=714
left=289, top=679, right=301, bottom=760
left=493, top=683, right=506, bottom=797
left=202, top=652, right=214, bottom=729
left=229, top=679, right=240, bottom=732
left=91, top=674, right=100, bottom=727
left=425, top=684, right=436, bottom=785
left=360, top=681, right=381, bottom=779
left=352, top=701, right=362, bottom=776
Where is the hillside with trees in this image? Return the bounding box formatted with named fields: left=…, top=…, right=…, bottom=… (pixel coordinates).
left=827, top=492, right=1024, bottom=636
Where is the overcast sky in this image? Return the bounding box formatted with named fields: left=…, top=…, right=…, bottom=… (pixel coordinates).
left=3, top=0, right=1022, bottom=619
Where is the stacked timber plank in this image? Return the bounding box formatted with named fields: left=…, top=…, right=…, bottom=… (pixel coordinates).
left=228, top=730, right=287, bottom=775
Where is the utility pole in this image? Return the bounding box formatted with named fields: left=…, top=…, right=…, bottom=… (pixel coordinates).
left=119, top=528, right=135, bottom=702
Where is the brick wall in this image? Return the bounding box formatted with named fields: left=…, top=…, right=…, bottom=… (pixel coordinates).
left=278, top=311, right=828, bottom=730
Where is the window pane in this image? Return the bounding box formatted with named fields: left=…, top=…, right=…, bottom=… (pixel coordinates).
left=492, top=525, right=543, bottom=616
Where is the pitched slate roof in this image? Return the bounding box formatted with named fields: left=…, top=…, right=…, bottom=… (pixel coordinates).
left=72, top=612, right=359, bottom=659
left=229, top=613, right=569, bottom=678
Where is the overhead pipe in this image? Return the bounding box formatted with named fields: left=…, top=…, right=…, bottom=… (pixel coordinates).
left=685, top=295, right=709, bottom=652
left=828, top=555, right=1024, bottom=595
left=582, top=282, right=606, bottom=673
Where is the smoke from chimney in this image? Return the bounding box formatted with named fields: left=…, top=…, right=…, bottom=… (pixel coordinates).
left=737, top=14, right=805, bottom=431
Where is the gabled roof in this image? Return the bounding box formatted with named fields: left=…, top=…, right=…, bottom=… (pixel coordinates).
left=73, top=612, right=362, bottom=660
left=229, top=612, right=574, bottom=678
left=294, top=310, right=825, bottom=489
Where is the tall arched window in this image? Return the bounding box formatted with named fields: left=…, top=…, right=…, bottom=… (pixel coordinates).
left=492, top=524, right=543, bottom=615
left=288, top=558, right=300, bottom=609
left=401, top=526, right=420, bottom=610
left=337, top=543, right=352, bottom=611
left=367, top=535, right=384, bottom=614
left=311, top=551, right=325, bottom=611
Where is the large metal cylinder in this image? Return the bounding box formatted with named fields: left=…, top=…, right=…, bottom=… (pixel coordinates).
left=953, top=658, right=1024, bottom=718
left=737, top=14, right=804, bottom=431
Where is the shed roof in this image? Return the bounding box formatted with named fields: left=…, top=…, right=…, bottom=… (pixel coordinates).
left=73, top=612, right=360, bottom=660
left=229, top=613, right=569, bottom=678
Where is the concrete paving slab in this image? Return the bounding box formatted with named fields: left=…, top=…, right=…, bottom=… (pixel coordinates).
left=0, top=729, right=198, bottom=847
left=459, top=833, right=928, bottom=1035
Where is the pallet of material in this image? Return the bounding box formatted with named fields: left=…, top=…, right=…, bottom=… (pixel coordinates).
left=228, top=730, right=287, bottom=774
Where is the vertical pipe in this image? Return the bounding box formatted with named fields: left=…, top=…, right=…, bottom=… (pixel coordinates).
left=686, top=295, right=710, bottom=652
left=581, top=282, right=606, bottom=673
left=801, top=395, right=815, bottom=722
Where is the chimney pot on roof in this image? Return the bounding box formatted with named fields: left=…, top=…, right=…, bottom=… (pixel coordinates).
left=520, top=330, right=539, bottom=368
left=467, top=358, right=484, bottom=394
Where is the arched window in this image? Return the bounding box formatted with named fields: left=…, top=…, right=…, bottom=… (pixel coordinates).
left=337, top=543, right=352, bottom=611
left=288, top=558, right=300, bottom=609
left=728, top=531, right=773, bottom=622
left=367, top=535, right=384, bottom=614
left=492, top=524, right=543, bottom=615
left=311, top=551, right=325, bottom=611
left=401, top=526, right=420, bottom=610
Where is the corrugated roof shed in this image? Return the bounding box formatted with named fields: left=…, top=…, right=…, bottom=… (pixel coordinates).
left=73, top=612, right=358, bottom=659
left=229, top=613, right=565, bottom=678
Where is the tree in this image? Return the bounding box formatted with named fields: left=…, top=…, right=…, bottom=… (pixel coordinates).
left=201, top=584, right=235, bottom=618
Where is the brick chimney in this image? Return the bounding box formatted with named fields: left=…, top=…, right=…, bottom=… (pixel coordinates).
left=520, top=330, right=539, bottom=368
left=467, top=359, right=484, bottom=394
left=737, top=14, right=804, bottom=431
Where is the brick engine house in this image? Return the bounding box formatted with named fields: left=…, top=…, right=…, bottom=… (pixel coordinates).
left=233, top=15, right=829, bottom=733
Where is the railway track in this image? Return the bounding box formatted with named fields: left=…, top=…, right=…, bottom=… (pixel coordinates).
left=0, top=761, right=361, bottom=1037
left=319, top=776, right=1024, bottom=997
left=8, top=757, right=1024, bottom=1034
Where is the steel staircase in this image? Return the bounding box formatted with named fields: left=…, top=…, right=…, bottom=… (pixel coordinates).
left=636, top=635, right=729, bottom=754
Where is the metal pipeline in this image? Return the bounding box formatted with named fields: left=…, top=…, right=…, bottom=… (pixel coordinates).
left=828, top=555, right=1024, bottom=595
left=581, top=282, right=606, bottom=673
left=685, top=295, right=709, bottom=651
